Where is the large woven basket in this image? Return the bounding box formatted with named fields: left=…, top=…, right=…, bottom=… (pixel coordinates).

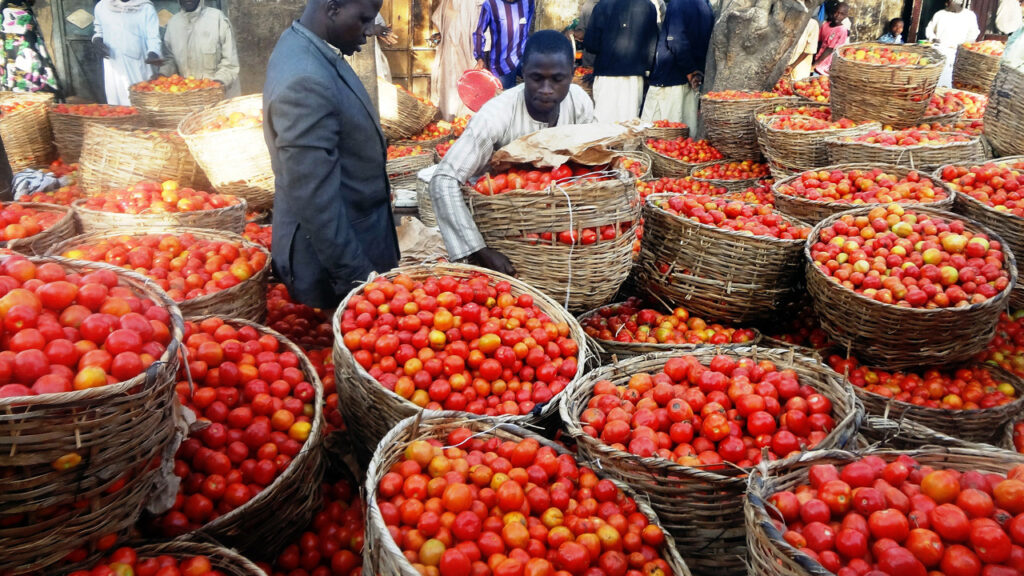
left=984, top=63, right=1024, bottom=157
left=825, top=131, right=987, bottom=171
left=178, top=94, right=275, bottom=211
left=938, top=155, right=1024, bottom=309
left=643, top=140, right=709, bottom=178
left=79, top=124, right=208, bottom=194
left=391, top=133, right=450, bottom=151
left=331, top=262, right=591, bottom=452
left=386, top=151, right=433, bottom=191
left=129, top=83, right=224, bottom=129
left=132, top=541, right=265, bottom=576
left=49, top=228, right=270, bottom=322
left=921, top=94, right=965, bottom=125
left=758, top=116, right=880, bottom=173
left=645, top=124, right=690, bottom=141
left=637, top=194, right=807, bottom=324
left=829, top=42, right=944, bottom=128
left=804, top=206, right=1017, bottom=369
left=0, top=202, right=77, bottom=255
left=613, top=150, right=653, bottom=181
left=562, top=347, right=861, bottom=576
left=72, top=197, right=246, bottom=235
left=49, top=106, right=139, bottom=164
left=954, top=42, right=1003, bottom=93
left=690, top=161, right=771, bottom=193
left=0, top=257, right=183, bottom=575
left=365, top=412, right=694, bottom=576
left=746, top=447, right=1024, bottom=576
left=378, top=79, right=439, bottom=140
left=0, top=92, right=54, bottom=171
left=772, top=163, right=956, bottom=224
left=415, top=176, right=436, bottom=226
left=701, top=94, right=799, bottom=161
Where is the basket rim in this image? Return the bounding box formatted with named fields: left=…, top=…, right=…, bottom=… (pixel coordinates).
left=645, top=192, right=809, bottom=245
left=576, top=301, right=764, bottom=352
left=133, top=541, right=265, bottom=574
left=824, top=130, right=981, bottom=151
left=771, top=163, right=956, bottom=209
left=934, top=156, right=1024, bottom=224
left=0, top=256, right=184, bottom=408
left=0, top=201, right=74, bottom=249
left=642, top=140, right=715, bottom=169
left=803, top=204, right=1020, bottom=315
left=700, top=93, right=795, bottom=103
left=49, top=105, right=140, bottom=118
left=177, top=93, right=264, bottom=138
left=834, top=41, right=945, bottom=70
left=71, top=197, right=246, bottom=218
left=957, top=42, right=1004, bottom=60
left=760, top=115, right=878, bottom=134
left=129, top=82, right=224, bottom=96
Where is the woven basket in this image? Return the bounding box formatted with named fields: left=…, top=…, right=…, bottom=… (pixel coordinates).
left=331, top=262, right=591, bottom=452
left=690, top=161, right=769, bottom=193
left=129, top=83, right=224, bottom=129
left=746, top=447, right=1024, bottom=576
left=759, top=116, right=880, bottom=173
left=72, top=197, right=246, bottom=235
left=805, top=206, right=1017, bottom=370
left=645, top=124, right=690, bottom=141
left=938, top=155, right=1024, bottom=310
left=791, top=76, right=831, bottom=105
left=0, top=257, right=183, bottom=575
left=378, top=79, right=439, bottom=140
left=386, top=152, right=433, bottom=191
left=921, top=95, right=965, bottom=125
left=613, top=150, right=653, bottom=181
left=365, top=412, right=694, bottom=576
left=0, top=92, right=54, bottom=171
left=984, top=63, right=1024, bottom=157
left=643, top=141, right=708, bottom=178
left=178, top=94, right=275, bottom=212
left=48, top=228, right=270, bottom=322
left=772, top=163, right=956, bottom=224
left=826, top=132, right=987, bottom=171
left=79, top=125, right=208, bottom=194
left=562, top=347, right=861, bottom=576
left=0, top=202, right=77, bottom=255
left=432, top=139, right=455, bottom=164
left=415, top=177, right=436, bottom=226
left=701, top=94, right=799, bottom=161
left=391, top=133, right=450, bottom=151
left=954, top=43, right=1002, bottom=94
left=49, top=106, right=139, bottom=164
left=830, top=42, right=944, bottom=128
left=636, top=194, right=807, bottom=324
left=132, top=542, right=265, bottom=576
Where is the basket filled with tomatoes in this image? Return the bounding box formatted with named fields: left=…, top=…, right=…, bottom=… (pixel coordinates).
left=612, top=150, right=653, bottom=181
left=772, top=164, right=954, bottom=224
left=921, top=90, right=966, bottom=125
left=561, top=348, right=860, bottom=575
left=0, top=254, right=184, bottom=574
left=825, top=129, right=986, bottom=172
left=954, top=40, right=1005, bottom=94
left=746, top=447, right=1024, bottom=576
left=756, top=115, right=879, bottom=177
left=637, top=193, right=811, bottom=324
left=178, top=94, right=275, bottom=212
left=70, top=542, right=265, bottom=576
left=645, top=119, right=690, bottom=141
left=0, top=92, right=54, bottom=171
left=830, top=43, right=944, bottom=128
left=378, top=80, right=440, bottom=140
left=0, top=202, right=77, bottom=256
left=386, top=144, right=434, bottom=191
left=51, top=228, right=270, bottom=322
left=791, top=76, right=831, bottom=104
left=129, top=75, right=225, bottom=129
left=985, top=63, right=1024, bottom=157
left=72, top=181, right=246, bottom=235
left=392, top=120, right=454, bottom=151
left=49, top=103, right=139, bottom=164
left=365, top=412, right=695, bottom=576
left=938, top=158, right=1024, bottom=308
left=331, top=262, right=590, bottom=452
left=805, top=204, right=1017, bottom=369
left=690, top=160, right=772, bottom=193
left=700, top=91, right=799, bottom=161
left=643, top=137, right=725, bottom=179
left=141, top=316, right=325, bottom=557
left=79, top=125, right=209, bottom=194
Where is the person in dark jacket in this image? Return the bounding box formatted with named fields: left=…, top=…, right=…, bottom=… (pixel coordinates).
left=640, top=0, right=712, bottom=129
left=263, top=0, right=399, bottom=310
left=583, top=0, right=657, bottom=122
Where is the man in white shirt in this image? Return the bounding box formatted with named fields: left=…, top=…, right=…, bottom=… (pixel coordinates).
left=926, top=0, right=980, bottom=87
left=92, top=0, right=163, bottom=105
left=429, top=30, right=595, bottom=275
left=996, top=0, right=1023, bottom=35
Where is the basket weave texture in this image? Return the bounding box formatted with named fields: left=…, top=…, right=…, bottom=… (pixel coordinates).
left=0, top=202, right=78, bottom=256
left=644, top=125, right=689, bottom=141
left=771, top=163, right=956, bottom=224
left=378, top=79, right=439, bottom=140
left=701, top=94, right=799, bottom=160
left=386, top=152, right=434, bottom=191
left=49, top=106, right=138, bottom=164
left=415, top=176, right=436, bottom=226
left=79, top=124, right=208, bottom=194
left=178, top=94, right=275, bottom=211
left=331, top=262, right=591, bottom=452
left=758, top=116, right=880, bottom=173
left=690, top=161, right=768, bottom=193
left=72, top=197, right=247, bottom=235
left=392, top=133, right=450, bottom=150
left=953, top=43, right=1002, bottom=93
left=364, top=413, right=694, bottom=576
left=48, top=227, right=270, bottom=322
left=129, top=83, right=224, bottom=129
left=0, top=257, right=183, bottom=575
left=561, top=347, right=861, bottom=576
left=636, top=194, right=807, bottom=323
left=804, top=205, right=1017, bottom=370
left=984, top=63, right=1024, bottom=157
left=0, top=92, right=54, bottom=171
left=133, top=541, right=266, bottom=576
left=825, top=131, right=987, bottom=171
left=829, top=42, right=944, bottom=128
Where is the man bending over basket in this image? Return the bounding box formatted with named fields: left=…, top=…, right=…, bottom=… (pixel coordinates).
left=429, top=30, right=595, bottom=277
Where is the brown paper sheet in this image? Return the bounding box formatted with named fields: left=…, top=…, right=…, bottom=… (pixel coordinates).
left=490, top=120, right=647, bottom=171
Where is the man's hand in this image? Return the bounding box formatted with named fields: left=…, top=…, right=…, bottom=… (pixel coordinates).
left=475, top=58, right=486, bottom=70
left=145, top=52, right=165, bottom=66
left=92, top=37, right=110, bottom=59
left=687, top=71, right=703, bottom=91
left=467, top=247, right=516, bottom=276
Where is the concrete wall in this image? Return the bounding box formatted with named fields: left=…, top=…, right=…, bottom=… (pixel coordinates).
left=226, top=0, right=305, bottom=94
left=848, top=0, right=905, bottom=42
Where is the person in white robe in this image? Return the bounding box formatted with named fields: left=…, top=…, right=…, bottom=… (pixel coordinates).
left=160, top=0, right=240, bottom=97
left=430, top=0, right=482, bottom=119
left=92, top=0, right=163, bottom=105
left=925, top=0, right=980, bottom=87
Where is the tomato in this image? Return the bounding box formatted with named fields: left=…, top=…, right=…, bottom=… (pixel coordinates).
left=877, top=545, right=927, bottom=576
left=929, top=504, right=971, bottom=543
left=940, top=544, right=982, bottom=576
left=868, top=508, right=909, bottom=542
left=969, top=522, right=1011, bottom=563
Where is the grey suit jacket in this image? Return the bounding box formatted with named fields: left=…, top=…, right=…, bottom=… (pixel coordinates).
left=263, top=22, right=400, bottom=309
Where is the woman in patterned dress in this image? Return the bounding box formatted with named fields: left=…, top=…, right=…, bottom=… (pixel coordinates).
left=0, top=0, right=60, bottom=94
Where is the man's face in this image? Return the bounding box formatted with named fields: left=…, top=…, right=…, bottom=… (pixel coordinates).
left=523, top=53, right=573, bottom=117
left=179, top=0, right=201, bottom=12
left=893, top=22, right=904, bottom=35
left=834, top=6, right=849, bottom=21
left=947, top=0, right=963, bottom=11
left=326, top=0, right=381, bottom=55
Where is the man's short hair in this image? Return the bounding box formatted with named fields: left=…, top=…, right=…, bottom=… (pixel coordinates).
left=521, top=30, right=574, bottom=70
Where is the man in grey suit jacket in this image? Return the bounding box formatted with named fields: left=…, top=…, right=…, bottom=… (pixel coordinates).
left=263, top=0, right=400, bottom=309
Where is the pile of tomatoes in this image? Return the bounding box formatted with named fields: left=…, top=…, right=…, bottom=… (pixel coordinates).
left=52, top=103, right=138, bottom=117
left=472, top=163, right=614, bottom=194
left=655, top=194, right=810, bottom=240
left=68, top=547, right=225, bottom=576
left=582, top=297, right=758, bottom=346
left=705, top=90, right=780, bottom=100
left=651, top=120, right=687, bottom=129
left=763, top=304, right=832, bottom=350
left=266, top=283, right=333, bottom=352
left=940, top=161, right=1024, bottom=218
left=0, top=203, right=64, bottom=241
left=841, top=129, right=972, bottom=147
left=387, top=145, right=430, bottom=161
left=243, top=222, right=272, bottom=250
left=978, top=310, right=1024, bottom=379
left=79, top=181, right=239, bottom=214
left=636, top=177, right=726, bottom=200
left=645, top=138, right=723, bottom=164
left=20, top=184, right=88, bottom=206
left=133, top=75, right=220, bottom=93
left=776, top=167, right=948, bottom=205
left=692, top=161, right=770, bottom=181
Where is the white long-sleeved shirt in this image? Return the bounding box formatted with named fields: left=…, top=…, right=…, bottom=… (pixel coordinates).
left=996, top=0, right=1023, bottom=34
left=93, top=0, right=162, bottom=105
left=925, top=9, right=980, bottom=49
left=161, top=3, right=241, bottom=97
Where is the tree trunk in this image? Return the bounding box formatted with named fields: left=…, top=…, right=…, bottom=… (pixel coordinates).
left=704, top=0, right=820, bottom=92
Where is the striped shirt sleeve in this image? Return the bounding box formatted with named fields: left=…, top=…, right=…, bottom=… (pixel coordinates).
left=473, top=1, right=491, bottom=62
